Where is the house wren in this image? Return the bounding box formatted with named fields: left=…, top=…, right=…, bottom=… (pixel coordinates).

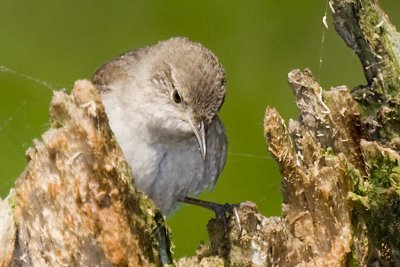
left=92, top=37, right=227, bottom=215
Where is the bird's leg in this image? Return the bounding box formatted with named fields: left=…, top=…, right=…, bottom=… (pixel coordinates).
left=181, top=196, right=240, bottom=230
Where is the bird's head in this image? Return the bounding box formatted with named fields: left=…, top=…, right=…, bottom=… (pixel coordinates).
left=146, top=37, right=226, bottom=159
left=93, top=37, right=226, bottom=159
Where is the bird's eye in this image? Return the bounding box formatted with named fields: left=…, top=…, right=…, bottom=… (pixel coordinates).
left=172, top=89, right=182, bottom=104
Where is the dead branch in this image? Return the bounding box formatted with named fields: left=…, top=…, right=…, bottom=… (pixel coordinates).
left=177, top=0, right=400, bottom=266
left=2, top=0, right=400, bottom=266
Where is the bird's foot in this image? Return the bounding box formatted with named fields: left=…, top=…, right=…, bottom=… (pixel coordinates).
left=181, top=196, right=241, bottom=231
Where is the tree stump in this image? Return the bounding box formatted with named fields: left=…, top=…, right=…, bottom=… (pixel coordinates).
left=1, top=0, right=400, bottom=266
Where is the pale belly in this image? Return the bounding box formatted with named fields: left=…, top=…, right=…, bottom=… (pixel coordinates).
left=121, top=116, right=227, bottom=214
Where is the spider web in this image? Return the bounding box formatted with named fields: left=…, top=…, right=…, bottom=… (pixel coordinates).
left=0, top=2, right=336, bottom=260
left=0, top=65, right=63, bottom=197
left=0, top=63, right=279, bottom=197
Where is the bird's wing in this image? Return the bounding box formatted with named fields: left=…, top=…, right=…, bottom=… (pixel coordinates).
left=91, top=47, right=150, bottom=94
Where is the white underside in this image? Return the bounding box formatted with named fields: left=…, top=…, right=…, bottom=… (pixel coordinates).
left=101, top=88, right=227, bottom=214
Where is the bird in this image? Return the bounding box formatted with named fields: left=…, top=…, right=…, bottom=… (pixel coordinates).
left=92, top=37, right=227, bottom=215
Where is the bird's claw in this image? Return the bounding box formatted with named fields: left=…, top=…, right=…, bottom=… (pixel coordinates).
left=181, top=197, right=241, bottom=232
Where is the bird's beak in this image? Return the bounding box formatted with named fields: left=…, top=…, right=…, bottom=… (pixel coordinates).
left=189, top=120, right=207, bottom=160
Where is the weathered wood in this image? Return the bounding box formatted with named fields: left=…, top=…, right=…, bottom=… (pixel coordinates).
left=177, top=0, right=400, bottom=266
left=2, top=0, right=400, bottom=266
left=0, top=81, right=170, bottom=267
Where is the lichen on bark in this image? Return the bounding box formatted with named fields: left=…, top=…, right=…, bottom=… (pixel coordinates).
left=0, top=81, right=171, bottom=266
left=1, top=0, right=400, bottom=266
left=177, top=0, right=400, bottom=266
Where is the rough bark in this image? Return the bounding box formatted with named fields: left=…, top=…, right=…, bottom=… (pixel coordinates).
left=177, top=0, right=400, bottom=266
left=1, top=0, right=400, bottom=266
left=0, top=81, right=172, bottom=266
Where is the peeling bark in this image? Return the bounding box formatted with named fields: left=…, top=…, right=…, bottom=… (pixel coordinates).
left=1, top=0, right=400, bottom=266
left=177, top=0, right=400, bottom=266
left=0, top=81, right=171, bottom=267
left=177, top=71, right=358, bottom=267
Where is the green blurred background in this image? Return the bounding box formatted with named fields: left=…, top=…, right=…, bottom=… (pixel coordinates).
left=1, top=0, right=399, bottom=259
